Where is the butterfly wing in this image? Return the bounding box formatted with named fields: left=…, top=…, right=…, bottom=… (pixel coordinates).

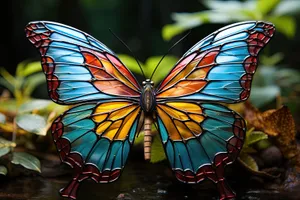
left=52, top=100, right=141, bottom=199
left=25, top=21, right=141, bottom=104
left=155, top=21, right=274, bottom=199
left=156, top=101, right=245, bottom=199
left=25, top=21, right=143, bottom=199
left=156, top=21, right=275, bottom=102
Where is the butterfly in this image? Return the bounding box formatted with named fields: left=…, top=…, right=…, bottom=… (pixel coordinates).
left=25, top=21, right=275, bottom=200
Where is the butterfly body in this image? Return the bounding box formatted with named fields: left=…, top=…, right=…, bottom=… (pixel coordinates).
left=141, top=79, right=156, bottom=113
left=25, top=21, right=274, bottom=200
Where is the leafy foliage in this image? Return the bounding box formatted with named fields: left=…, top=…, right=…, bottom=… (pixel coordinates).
left=0, top=165, right=7, bottom=176
left=244, top=102, right=297, bottom=159
left=118, top=54, right=178, bottom=84
left=162, top=0, right=300, bottom=40
left=0, top=60, right=67, bottom=177
left=11, top=152, right=41, bottom=173
left=0, top=61, right=44, bottom=105
left=150, top=134, right=166, bottom=163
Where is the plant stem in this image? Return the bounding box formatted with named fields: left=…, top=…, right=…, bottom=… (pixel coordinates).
left=12, top=117, right=17, bottom=148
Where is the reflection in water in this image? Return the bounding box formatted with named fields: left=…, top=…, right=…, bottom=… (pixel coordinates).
left=0, top=160, right=299, bottom=200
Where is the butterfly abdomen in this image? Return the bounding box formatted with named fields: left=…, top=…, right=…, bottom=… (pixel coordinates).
left=141, top=79, right=156, bottom=160
left=144, top=116, right=153, bottom=160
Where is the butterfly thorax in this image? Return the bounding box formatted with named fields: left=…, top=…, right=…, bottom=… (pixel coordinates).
left=141, top=79, right=156, bottom=113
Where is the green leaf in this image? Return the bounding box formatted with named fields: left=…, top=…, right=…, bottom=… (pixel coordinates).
left=11, top=152, right=41, bottom=173
left=239, top=153, right=259, bottom=171
left=19, top=99, right=52, bottom=113
left=0, top=77, right=14, bottom=92
left=246, top=131, right=268, bottom=146
left=255, top=139, right=272, bottom=150
left=145, top=56, right=178, bottom=83
left=0, top=165, right=7, bottom=176
left=267, top=16, right=296, bottom=38
left=241, top=146, right=257, bottom=154
left=256, top=0, right=280, bottom=15
left=162, top=24, right=186, bottom=41
left=0, top=137, right=16, bottom=149
left=250, top=85, right=280, bottom=108
left=260, top=53, right=284, bottom=66
left=16, top=114, right=47, bottom=135
left=150, top=134, right=166, bottom=163
left=23, top=73, right=46, bottom=97
left=0, top=68, right=16, bottom=87
left=0, top=112, right=5, bottom=123
left=16, top=61, right=42, bottom=77
left=0, top=137, right=15, bottom=157
left=0, top=147, right=10, bottom=158
left=0, top=100, right=17, bottom=113
left=117, top=54, right=145, bottom=75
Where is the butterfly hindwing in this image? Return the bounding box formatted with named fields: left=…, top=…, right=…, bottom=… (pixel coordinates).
left=156, top=101, right=245, bottom=199
left=156, top=21, right=275, bottom=103
left=51, top=100, right=141, bottom=199
left=25, top=21, right=141, bottom=105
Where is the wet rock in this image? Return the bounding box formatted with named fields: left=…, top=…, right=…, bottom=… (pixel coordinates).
left=251, top=155, right=265, bottom=169
left=116, top=193, right=134, bottom=200
left=260, top=145, right=283, bottom=167
left=157, top=189, right=167, bottom=194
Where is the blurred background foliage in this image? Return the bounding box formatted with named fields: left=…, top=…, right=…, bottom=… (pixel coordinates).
left=0, top=0, right=300, bottom=183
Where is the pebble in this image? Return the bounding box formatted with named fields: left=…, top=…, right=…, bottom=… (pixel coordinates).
left=116, top=193, right=133, bottom=200
left=260, top=145, right=283, bottom=167
left=157, top=189, right=167, bottom=194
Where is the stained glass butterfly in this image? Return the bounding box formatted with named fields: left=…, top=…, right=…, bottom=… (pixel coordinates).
left=25, top=21, right=274, bottom=200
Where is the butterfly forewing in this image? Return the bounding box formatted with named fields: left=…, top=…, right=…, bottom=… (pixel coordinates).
left=25, top=21, right=141, bottom=105
left=156, top=21, right=275, bottom=103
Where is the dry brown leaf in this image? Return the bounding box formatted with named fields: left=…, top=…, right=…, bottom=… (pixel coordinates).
left=244, top=102, right=297, bottom=159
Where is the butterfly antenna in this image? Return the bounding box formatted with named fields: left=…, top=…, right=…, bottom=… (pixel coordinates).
left=109, top=29, right=146, bottom=79
left=150, top=30, right=191, bottom=80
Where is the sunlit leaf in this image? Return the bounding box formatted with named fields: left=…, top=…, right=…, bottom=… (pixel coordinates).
left=239, top=153, right=259, bottom=171
left=16, top=114, right=46, bottom=135
left=0, top=137, right=16, bottom=149
left=267, top=15, right=296, bottom=38
left=0, top=137, right=15, bottom=157
left=246, top=131, right=268, bottom=146
left=16, top=61, right=42, bottom=78
left=118, top=54, right=145, bottom=75
left=162, top=24, right=187, bottom=41
left=150, top=134, right=166, bottom=163
left=255, top=139, right=272, bottom=151
left=250, top=85, right=280, bottom=108
left=145, top=56, right=178, bottom=83
left=11, top=152, right=41, bottom=173
left=0, top=165, right=7, bottom=176
left=256, top=0, right=280, bottom=15
left=19, top=99, right=52, bottom=113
